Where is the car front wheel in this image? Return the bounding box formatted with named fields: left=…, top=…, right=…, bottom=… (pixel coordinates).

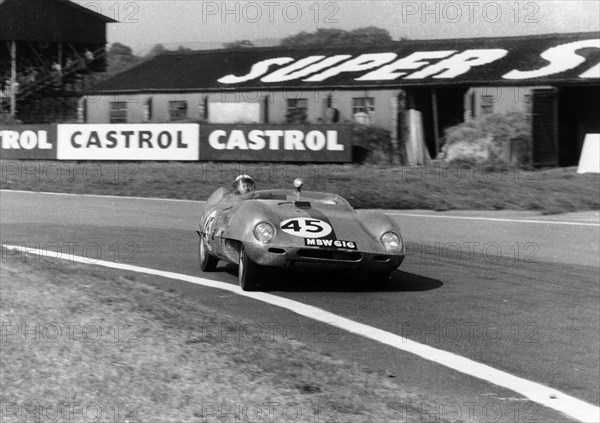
left=238, top=246, right=260, bottom=291
left=199, top=235, right=219, bottom=272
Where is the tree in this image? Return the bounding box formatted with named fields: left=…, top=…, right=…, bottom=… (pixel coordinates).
left=109, top=42, right=136, bottom=59
left=106, top=42, right=143, bottom=76
left=147, top=43, right=166, bottom=58
left=280, top=27, right=395, bottom=48
left=348, top=27, right=397, bottom=45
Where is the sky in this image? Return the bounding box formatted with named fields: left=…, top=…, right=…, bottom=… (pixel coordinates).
left=74, top=0, right=600, bottom=54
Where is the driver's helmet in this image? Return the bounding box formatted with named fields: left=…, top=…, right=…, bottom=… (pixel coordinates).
left=233, top=174, right=256, bottom=195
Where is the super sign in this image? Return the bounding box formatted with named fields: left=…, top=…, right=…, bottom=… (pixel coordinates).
left=218, top=39, right=600, bottom=84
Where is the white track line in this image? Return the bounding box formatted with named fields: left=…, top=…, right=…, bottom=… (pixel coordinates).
left=0, top=189, right=202, bottom=203
left=387, top=212, right=600, bottom=227
left=3, top=244, right=599, bottom=423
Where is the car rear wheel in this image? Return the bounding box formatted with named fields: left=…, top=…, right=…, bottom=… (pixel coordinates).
left=239, top=246, right=260, bottom=291
left=199, top=235, right=219, bottom=272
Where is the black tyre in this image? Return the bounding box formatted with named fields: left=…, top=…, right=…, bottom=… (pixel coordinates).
left=199, top=235, right=219, bottom=272
left=238, top=246, right=260, bottom=291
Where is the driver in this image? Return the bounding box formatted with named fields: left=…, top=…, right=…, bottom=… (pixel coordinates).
left=233, top=174, right=256, bottom=195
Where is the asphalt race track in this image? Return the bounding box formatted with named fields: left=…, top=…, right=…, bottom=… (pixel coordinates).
left=1, top=190, right=599, bottom=422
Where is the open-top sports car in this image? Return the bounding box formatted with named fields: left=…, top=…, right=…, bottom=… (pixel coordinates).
left=197, top=179, right=405, bottom=290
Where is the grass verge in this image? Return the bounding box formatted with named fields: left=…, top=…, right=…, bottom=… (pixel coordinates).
left=0, top=249, right=445, bottom=422
left=1, top=160, right=599, bottom=214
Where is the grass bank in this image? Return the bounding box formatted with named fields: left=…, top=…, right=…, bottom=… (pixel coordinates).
left=1, top=160, right=599, bottom=214
left=0, top=250, right=445, bottom=422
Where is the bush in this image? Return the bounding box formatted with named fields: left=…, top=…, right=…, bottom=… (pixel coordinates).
left=0, top=113, right=22, bottom=125
left=441, top=112, right=531, bottom=165
left=351, top=124, right=396, bottom=164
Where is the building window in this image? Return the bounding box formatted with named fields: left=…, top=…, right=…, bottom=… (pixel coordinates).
left=77, top=98, right=87, bottom=123
left=143, top=97, right=153, bottom=122
left=169, top=101, right=188, bottom=121
left=481, top=95, right=494, bottom=115
left=352, top=97, right=375, bottom=114
left=286, top=98, right=308, bottom=123
left=524, top=93, right=533, bottom=113
left=109, top=102, right=127, bottom=123
left=352, top=97, right=375, bottom=125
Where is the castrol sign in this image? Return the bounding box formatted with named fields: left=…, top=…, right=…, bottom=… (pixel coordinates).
left=57, top=124, right=199, bottom=160
left=200, top=124, right=352, bottom=162
left=0, top=125, right=56, bottom=159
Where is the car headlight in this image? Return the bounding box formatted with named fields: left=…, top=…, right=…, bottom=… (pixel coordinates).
left=254, top=222, right=275, bottom=243
left=381, top=231, right=401, bottom=253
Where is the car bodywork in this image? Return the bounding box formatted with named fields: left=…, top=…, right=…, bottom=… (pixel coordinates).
left=197, top=186, right=405, bottom=290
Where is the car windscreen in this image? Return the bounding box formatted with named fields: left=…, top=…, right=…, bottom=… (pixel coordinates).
left=244, top=190, right=351, bottom=207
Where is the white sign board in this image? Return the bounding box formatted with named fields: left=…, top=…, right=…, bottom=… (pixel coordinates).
left=57, top=124, right=199, bottom=160
left=208, top=103, right=261, bottom=123
left=577, top=134, right=600, bottom=174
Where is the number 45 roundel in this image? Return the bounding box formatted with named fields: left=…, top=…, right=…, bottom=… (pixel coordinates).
left=280, top=218, right=332, bottom=238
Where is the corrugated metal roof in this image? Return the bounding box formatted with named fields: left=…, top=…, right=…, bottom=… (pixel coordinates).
left=54, top=0, right=117, bottom=22
left=0, top=0, right=116, bottom=43
left=91, top=32, right=600, bottom=93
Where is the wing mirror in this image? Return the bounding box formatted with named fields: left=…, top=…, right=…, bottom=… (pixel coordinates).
left=293, top=178, right=303, bottom=202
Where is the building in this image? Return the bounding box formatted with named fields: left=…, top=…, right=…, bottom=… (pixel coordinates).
left=87, top=32, right=600, bottom=166
left=0, top=0, right=116, bottom=122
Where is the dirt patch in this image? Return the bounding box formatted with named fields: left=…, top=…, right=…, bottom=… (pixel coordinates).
left=1, top=250, right=447, bottom=422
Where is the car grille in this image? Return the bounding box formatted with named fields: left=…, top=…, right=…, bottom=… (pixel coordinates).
left=297, top=249, right=362, bottom=262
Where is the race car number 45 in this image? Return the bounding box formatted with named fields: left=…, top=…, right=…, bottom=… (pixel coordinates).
left=280, top=218, right=332, bottom=238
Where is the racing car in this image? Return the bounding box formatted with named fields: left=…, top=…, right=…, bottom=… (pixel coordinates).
left=197, top=178, right=405, bottom=290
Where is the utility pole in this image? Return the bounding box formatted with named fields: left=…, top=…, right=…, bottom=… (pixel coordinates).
left=10, top=40, right=17, bottom=117
left=431, top=88, right=440, bottom=158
